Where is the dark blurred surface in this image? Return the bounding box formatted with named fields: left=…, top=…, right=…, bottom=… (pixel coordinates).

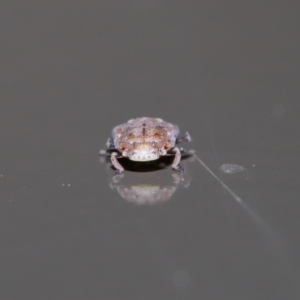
left=1, top=1, right=300, bottom=299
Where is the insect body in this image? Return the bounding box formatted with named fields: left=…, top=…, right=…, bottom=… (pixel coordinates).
left=104, top=117, right=192, bottom=174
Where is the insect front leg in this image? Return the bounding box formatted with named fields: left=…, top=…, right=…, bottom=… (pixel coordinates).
left=171, top=147, right=184, bottom=172
left=110, top=152, right=124, bottom=174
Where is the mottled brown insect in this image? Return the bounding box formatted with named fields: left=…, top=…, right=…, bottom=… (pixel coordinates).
left=103, top=117, right=192, bottom=174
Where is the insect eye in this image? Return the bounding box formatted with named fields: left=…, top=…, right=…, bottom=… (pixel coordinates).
left=121, top=146, right=126, bottom=151
left=164, top=145, right=169, bottom=149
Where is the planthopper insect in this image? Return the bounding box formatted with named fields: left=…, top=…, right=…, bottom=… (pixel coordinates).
left=101, top=117, right=193, bottom=174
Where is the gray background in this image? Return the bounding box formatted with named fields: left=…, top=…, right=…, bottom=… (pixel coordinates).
left=1, top=1, right=300, bottom=299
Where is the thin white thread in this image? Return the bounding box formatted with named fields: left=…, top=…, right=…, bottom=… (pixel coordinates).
left=194, top=154, right=281, bottom=241
left=193, top=154, right=300, bottom=287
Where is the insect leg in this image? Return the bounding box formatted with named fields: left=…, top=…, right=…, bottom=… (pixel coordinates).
left=179, top=148, right=196, bottom=157
left=106, top=137, right=115, bottom=149
left=99, top=149, right=109, bottom=156
left=176, top=132, right=192, bottom=144
left=101, top=137, right=118, bottom=158
left=171, top=147, right=184, bottom=172
left=110, top=152, right=124, bottom=174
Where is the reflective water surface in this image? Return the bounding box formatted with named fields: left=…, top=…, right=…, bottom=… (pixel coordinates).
left=1, top=1, right=300, bottom=299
